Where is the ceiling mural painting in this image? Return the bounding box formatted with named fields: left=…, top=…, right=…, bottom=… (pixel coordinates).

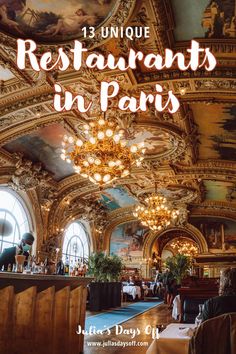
left=171, top=0, right=209, bottom=40
left=110, top=221, right=149, bottom=259
left=0, top=0, right=117, bottom=43
left=0, top=65, right=15, bottom=80
left=191, top=103, right=236, bottom=161
left=202, top=0, right=236, bottom=38
left=127, top=125, right=184, bottom=161
left=100, top=186, right=137, bottom=211
left=171, top=0, right=236, bottom=41
left=203, top=180, right=236, bottom=202
left=3, top=123, right=75, bottom=181
left=137, top=185, right=199, bottom=205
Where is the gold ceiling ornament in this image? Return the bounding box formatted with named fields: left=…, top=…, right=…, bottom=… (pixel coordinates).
left=170, top=239, right=198, bottom=257
left=60, top=116, right=145, bottom=185
left=133, top=185, right=179, bottom=231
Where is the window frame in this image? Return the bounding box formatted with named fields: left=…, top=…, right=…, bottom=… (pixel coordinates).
left=62, top=221, right=90, bottom=264
left=0, top=187, right=32, bottom=253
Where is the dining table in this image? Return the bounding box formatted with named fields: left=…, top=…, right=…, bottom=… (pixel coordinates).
left=122, top=285, right=141, bottom=299
left=146, top=323, right=196, bottom=354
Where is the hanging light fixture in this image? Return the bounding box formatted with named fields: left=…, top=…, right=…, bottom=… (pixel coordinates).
left=133, top=184, right=179, bottom=231
left=60, top=116, right=145, bottom=185
left=170, top=238, right=198, bottom=257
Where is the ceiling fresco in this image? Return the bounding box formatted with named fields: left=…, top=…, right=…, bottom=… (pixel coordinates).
left=0, top=0, right=116, bottom=43
left=202, top=0, right=236, bottom=38
left=0, top=65, right=15, bottom=81
left=138, top=185, right=198, bottom=205
left=100, top=186, right=137, bottom=211
left=191, top=103, right=236, bottom=161
left=3, top=123, right=74, bottom=181
left=171, top=0, right=209, bottom=41
left=171, top=0, right=236, bottom=41
left=128, top=126, right=182, bottom=160
left=203, top=180, right=236, bottom=202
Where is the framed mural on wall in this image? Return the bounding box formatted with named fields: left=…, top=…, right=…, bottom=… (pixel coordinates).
left=110, top=221, right=149, bottom=259
left=190, top=217, right=236, bottom=251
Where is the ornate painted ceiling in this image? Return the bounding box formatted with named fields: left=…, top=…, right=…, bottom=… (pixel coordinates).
left=0, top=0, right=235, bottom=255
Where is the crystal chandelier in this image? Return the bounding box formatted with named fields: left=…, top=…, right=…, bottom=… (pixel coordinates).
left=170, top=239, right=198, bottom=257
left=60, top=117, right=145, bottom=185
left=133, top=194, right=179, bottom=231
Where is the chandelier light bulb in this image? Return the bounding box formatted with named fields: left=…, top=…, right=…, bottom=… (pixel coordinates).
left=130, top=145, right=138, bottom=153
left=76, top=139, right=83, bottom=147
left=103, top=174, right=111, bottom=183
left=94, top=173, right=102, bottom=181
left=94, top=159, right=101, bottom=165
left=68, top=136, right=74, bottom=144
left=98, top=119, right=105, bottom=125
left=108, top=161, right=116, bottom=167
left=113, top=134, right=120, bottom=142
left=89, top=137, right=96, bottom=144
left=106, top=129, right=113, bottom=137
left=88, top=157, right=94, bottom=164
left=97, top=131, right=105, bottom=139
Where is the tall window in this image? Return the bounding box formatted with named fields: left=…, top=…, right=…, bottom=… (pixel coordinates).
left=0, top=188, right=31, bottom=253
left=62, top=221, right=90, bottom=264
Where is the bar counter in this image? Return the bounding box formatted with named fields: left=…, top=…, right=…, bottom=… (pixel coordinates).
left=0, top=272, right=92, bottom=354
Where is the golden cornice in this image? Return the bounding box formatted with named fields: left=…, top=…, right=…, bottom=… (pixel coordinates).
left=190, top=208, right=236, bottom=222
left=0, top=86, right=53, bottom=115
left=191, top=200, right=236, bottom=214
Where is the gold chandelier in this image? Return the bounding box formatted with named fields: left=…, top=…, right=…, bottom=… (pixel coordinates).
left=60, top=117, right=145, bottom=185
left=170, top=239, right=198, bottom=257
left=133, top=194, right=179, bottom=231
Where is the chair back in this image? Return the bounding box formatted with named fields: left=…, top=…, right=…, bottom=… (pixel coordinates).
left=189, top=312, right=236, bottom=354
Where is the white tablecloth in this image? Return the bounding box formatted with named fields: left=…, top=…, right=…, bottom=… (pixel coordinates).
left=146, top=323, right=196, bottom=354
left=123, top=285, right=141, bottom=299
left=172, top=295, right=181, bottom=320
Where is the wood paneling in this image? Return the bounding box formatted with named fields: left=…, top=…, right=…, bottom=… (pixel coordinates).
left=0, top=274, right=90, bottom=354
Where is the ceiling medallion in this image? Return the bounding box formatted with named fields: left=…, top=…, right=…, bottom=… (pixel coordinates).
left=60, top=116, right=145, bottom=185
left=133, top=188, right=179, bottom=231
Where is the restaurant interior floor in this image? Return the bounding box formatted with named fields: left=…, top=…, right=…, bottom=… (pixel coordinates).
left=84, top=304, right=175, bottom=353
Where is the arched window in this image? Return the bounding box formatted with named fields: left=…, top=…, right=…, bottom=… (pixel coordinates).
left=0, top=188, right=31, bottom=253
left=62, top=221, right=90, bottom=265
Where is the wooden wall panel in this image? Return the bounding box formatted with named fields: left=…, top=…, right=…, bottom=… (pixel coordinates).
left=34, top=287, right=55, bottom=354
left=13, top=286, right=37, bottom=354
left=0, top=286, right=14, bottom=354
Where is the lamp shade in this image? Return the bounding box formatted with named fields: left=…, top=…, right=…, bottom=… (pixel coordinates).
left=0, top=219, right=13, bottom=237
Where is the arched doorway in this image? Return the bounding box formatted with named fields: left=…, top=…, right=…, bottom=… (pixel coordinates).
left=143, top=226, right=208, bottom=278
